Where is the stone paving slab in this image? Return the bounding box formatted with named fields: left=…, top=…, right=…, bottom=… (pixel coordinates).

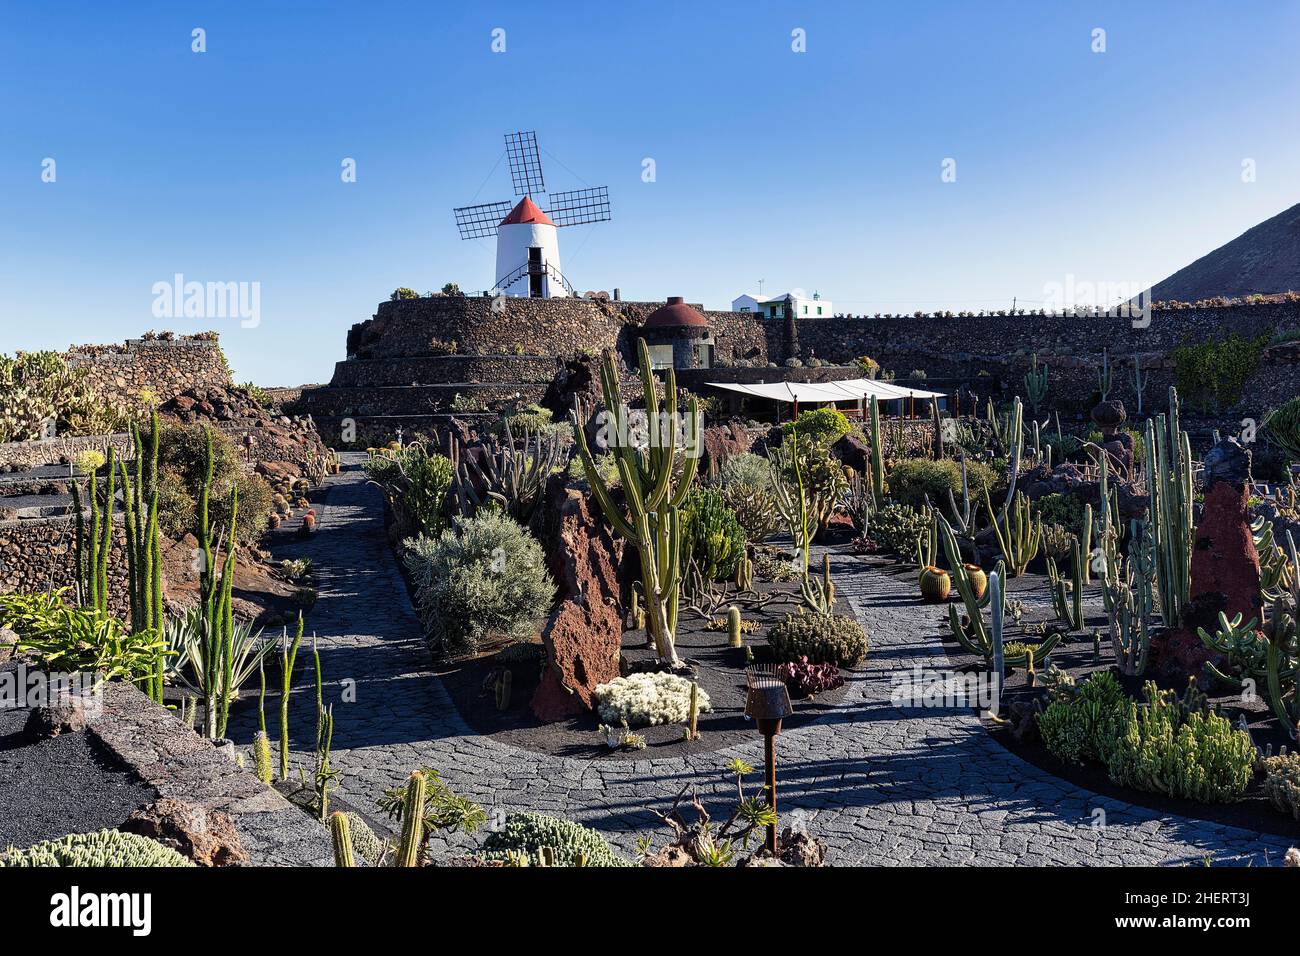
left=228, top=455, right=1294, bottom=866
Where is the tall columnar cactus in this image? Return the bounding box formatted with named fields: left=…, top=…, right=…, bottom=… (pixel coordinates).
left=571, top=340, right=701, bottom=665
left=868, top=395, right=885, bottom=503
left=1023, top=354, right=1048, bottom=416
left=938, top=517, right=1056, bottom=667
left=330, top=812, right=355, bottom=868
left=1143, top=387, right=1193, bottom=628
left=117, top=411, right=165, bottom=702
left=279, top=615, right=304, bottom=780
left=196, top=427, right=240, bottom=739
left=988, top=570, right=1005, bottom=715
left=1079, top=502, right=1094, bottom=585
left=396, top=771, right=427, bottom=867
left=1106, top=520, right=1156, bottom=676
left=73, top=447, right=116, bottom=615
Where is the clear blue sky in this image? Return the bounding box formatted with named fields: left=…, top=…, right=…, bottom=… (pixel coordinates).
left=2, top=0, right=1298, bottom=386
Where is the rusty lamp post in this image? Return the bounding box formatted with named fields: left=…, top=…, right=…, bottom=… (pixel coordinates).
left=744, top=665, right=794, bottom=855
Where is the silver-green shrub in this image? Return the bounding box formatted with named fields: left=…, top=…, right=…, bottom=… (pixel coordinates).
left=404, top=510, right=555, bottom=658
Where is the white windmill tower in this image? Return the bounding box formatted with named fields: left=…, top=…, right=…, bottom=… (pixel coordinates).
left=453, top=131, right=611, bottom=298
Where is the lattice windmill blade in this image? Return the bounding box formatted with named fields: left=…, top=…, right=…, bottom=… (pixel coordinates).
left=545, top=186, right=611, bottom=227
left=505, top=130, right=545, bottom=196
left=453, top=200, right=515, bottom=240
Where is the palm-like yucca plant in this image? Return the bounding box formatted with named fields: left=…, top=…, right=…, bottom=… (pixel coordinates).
left=163, top=607, right=273, bottom=702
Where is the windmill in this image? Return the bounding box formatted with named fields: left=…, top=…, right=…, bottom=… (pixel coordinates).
left=453, top=131, right=611, bottom=298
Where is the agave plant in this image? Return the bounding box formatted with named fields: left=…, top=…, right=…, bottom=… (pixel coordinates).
left=164, top=607, right=273, bottom=703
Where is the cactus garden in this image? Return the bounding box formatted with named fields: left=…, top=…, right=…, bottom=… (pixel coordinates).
left=7, top=9, right=1300, bottom=917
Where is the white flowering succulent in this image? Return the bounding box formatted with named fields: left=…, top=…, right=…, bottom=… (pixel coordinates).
left=593, top=672, right=711, bottom=727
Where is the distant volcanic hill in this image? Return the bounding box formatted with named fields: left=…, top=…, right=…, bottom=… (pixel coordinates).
left=1150, top=201, right=1300, bottom=302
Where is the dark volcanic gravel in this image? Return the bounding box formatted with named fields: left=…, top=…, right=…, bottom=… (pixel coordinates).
left=0, top=699, right=158, bottom=851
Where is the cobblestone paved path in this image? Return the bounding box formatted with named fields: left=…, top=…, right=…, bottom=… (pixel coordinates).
left=236, top=456, right=1294, bottom=865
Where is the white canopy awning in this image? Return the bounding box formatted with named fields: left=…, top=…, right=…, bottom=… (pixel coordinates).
left=705, top=377, right=946, bottom=404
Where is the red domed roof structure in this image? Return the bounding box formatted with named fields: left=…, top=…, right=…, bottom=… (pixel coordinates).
left=499, top=196, right=555, bottom=227
left=643, top=296, right=709, bottom=330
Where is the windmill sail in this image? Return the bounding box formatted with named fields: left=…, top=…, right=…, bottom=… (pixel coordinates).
left=545, top=186, right=611, bottom=227
left=453, top=200, right=515, bottom=239
left=505, top=130, right=545, bottom=196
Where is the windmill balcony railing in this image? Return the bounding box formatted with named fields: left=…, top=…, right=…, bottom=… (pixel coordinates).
left=492, top=261, right=576, bottom=298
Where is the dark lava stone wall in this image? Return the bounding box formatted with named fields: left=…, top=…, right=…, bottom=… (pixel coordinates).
left=0, top=517, right=128, bottom=618
left=65, top=336, right=232, bottom=407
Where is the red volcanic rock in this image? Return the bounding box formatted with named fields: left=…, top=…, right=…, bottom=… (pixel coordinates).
left=1151, top=441, right=1262, bottom=682
left=1185, top=480, right=1263, bottom=633
left=532, top=479, right=625, bottom=721
left=700, top=420, right=756, bottom=478
left=123, top=798, right=249, bottom=867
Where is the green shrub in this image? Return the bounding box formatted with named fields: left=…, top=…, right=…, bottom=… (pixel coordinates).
left=0, top=591, right=167, bottom=683
left=404, top=511, right=555, bottom=657
left=390, top=287, right=420, bottom=300
left=870, top=503, right=931, bottom=560
left=157, top=425, right=272, bottom=545
left=0, top=829, right=194, bottom=867
left=1033, top=493, right=1087, bottom=537
left=1037, top=671, right=1127, bottom=765
left=1172, top=333, right=1270, bottom=412
left=680, top=486, right=746, bottom=580
left=886, top=458, right=995, bottom=510
left=489, top=403, right=571, bottom=441
left=780, top=408, right=850, bottom=447
left=718, top=451, right=772, bottom=491
left=767, top=610, right=868, bottom=666
left=480, top=812, right=632, bottom=867
left=855, top=356, right=881, bottom=378
left=1263, top=753, right=1300, bottom=820
left=1103, top=682, right=1255, bottom=803
left=1264, top=397, right=1300, bottom=463
left=365, top=443, right=453, bottom=539
left=239, top=381, right=272, bottom=407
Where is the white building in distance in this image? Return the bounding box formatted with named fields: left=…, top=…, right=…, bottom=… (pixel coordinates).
left=731, top=291, right=832, bottom=318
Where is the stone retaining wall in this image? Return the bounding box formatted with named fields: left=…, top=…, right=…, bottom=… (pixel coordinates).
left=64, top=335, right=232, bottom=407
left=0, top=516, right=128, bottom=617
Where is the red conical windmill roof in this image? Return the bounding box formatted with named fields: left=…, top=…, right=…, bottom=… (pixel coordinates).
left=500, top=196, right=555, bottom=227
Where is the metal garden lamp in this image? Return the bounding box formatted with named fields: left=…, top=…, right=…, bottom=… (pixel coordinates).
left=745, top=665, right=794, bottom=855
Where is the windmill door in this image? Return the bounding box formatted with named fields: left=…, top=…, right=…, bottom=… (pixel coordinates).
left=528, top=247, right=544, bottom=297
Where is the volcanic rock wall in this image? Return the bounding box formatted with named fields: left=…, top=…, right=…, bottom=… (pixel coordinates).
left=64, top=335, right=232, bottom=407
left=300, top=295, right=1300, bottom=447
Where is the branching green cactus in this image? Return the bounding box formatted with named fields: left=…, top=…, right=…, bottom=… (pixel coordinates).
left=984, top=487, right=1041, bottom=577
left=571, top=340, right=701, bottom=665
